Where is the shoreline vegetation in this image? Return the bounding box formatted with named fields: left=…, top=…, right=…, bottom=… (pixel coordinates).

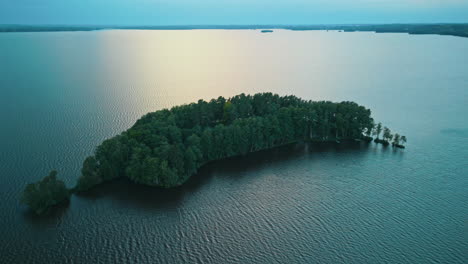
left=21, top=93, right=406, bottom=214
left=1, top=24, right=467, bottom=38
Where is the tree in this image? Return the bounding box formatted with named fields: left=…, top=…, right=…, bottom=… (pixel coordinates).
left=76, top=156, right=102, bottom=191
left=373, top=122, right=382, bottom=139
left=393, top=133, right=400, bottom=146
left=383, top=127, right=393, bottom=142
left=364, top=124, right=374, bottom=137
left=400, top=136, right=407, bottom=146
left=142, top=157, right=162, bottom=185
left=21, top=170, right=70, bottom=214
left=223, top=101, right=237, bottom=124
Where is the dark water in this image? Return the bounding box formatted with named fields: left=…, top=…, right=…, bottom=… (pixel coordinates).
left=0, top=30, right=467, bottom=263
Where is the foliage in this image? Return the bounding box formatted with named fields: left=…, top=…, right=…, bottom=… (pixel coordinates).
left=393, top=133, right=401, bottom=146
left=76, top=157, right=102, bottom=192
left=21, top=170, right=70, bottom=214
left=383, top=126, right=393, bottom=142
left=373, top=122, right=382, bottom=139
left=400, top=136, right=407, bottom=145
left=76, top=93, right=381, bottom=189
left=392, top=134, right=407, bottom=148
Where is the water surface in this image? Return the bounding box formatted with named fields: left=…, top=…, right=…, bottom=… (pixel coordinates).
left=0, top=30, right=467, bottom=263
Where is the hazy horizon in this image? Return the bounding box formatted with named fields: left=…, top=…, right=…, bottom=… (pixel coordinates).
left=2, top=23, right=468, bottom=26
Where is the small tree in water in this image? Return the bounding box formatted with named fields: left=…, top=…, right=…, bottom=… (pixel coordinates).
left=21, top=170, right=70, bottom=215
left=393, top=133, right=400, bottom=146
left=373, top=122, right=382, bottom=139
left=400, top=136, right=407, bottom=146
left=383, top=127, right=393, bottom=142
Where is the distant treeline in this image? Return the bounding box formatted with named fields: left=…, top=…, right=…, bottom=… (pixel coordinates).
left=2, top=24, right=467, bottom=38
left=21, top=93, right=407, bottom=214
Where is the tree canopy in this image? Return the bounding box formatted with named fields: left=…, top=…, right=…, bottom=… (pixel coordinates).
left=76, top=93, right=376, bottom=189
left=20, top=170, right=70, bottom=214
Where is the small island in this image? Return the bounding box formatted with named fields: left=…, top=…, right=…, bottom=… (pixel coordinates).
left=261, top=30, right=274, bottom=33
left=20, top=171, right=70, bottom=214
left=21, top=93, right=406, bottom=214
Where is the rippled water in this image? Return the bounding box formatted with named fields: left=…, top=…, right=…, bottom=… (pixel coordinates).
left=0, top=30, right=467, bottom=263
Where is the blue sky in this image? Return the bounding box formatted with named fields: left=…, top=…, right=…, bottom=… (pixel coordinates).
left=1, top=0, right=468, bottom=25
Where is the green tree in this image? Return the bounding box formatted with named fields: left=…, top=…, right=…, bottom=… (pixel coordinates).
left=21, top=170, right=70, bottom=214
left=76, top=156, right=102, bottom=191
left=364, top=125, right=373, bottom=137
left=223, top=101, right=237, bottom=124
left=393, top=133, right=401, bottom=146
left=400, top=136, right=407, bottom=146
left=383, top=127, right=393, bottom=142
left=373, top=122, right=382, bottom=139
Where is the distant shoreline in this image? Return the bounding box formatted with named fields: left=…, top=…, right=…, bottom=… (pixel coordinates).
left=1, top=24, right=467, bottom=38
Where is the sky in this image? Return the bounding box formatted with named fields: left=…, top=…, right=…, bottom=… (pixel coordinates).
left=1, top=0, right=468, bottom=25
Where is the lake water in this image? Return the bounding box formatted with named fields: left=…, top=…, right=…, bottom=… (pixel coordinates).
left=0, top=30, right=467, bottom=263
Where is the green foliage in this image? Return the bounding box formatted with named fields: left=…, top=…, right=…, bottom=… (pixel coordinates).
left=400, top=136, right=407, bottom=145
left=373, top=122, right=382, bottom=139
left=21, top=170, right=70, bottom=214
left=393, top=133, right=401, bottom=146
left=372, top=123, right=406, bottom=147
left=364, top=121, right=374, bottom=137
left=383, top=126, right=393, bottom=142
left=76, top=156, right=102, bottom=192
left=76, top=93, right=378, bottom=189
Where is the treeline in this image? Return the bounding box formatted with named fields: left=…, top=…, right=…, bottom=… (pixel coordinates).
left=21, top=93, right=407, bottom=214
left=372, top=122, right=407, bottom=148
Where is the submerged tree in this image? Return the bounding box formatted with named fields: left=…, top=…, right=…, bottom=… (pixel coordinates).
left=373, top=122, right=382, bottom=139
left=21, top=170, right=70, bottom=215
left=392, top=133, right=400, bottom=146
left=371, top=124, right=406, bottom=148
left=383, top=126, right=393, bottom=143
left=400, top=136, right=407, bottom=146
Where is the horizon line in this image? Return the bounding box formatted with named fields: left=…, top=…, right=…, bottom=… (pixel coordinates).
left=1, top=22, right=468, bottom=27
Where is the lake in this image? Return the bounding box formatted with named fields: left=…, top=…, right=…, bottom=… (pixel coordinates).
left=0, top=30, right=467, bottom=263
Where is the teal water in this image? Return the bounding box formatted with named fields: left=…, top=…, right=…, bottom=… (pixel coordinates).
left=0, top=30, right=467, bottom=263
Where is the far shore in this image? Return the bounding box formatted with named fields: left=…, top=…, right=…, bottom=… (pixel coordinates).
left=1, top=24, right=467, bottom=38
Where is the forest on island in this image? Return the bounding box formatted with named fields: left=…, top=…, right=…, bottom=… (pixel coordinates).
left=76, top=93, right=376, bottom=190
left=22, top=93, right=407, bottom=214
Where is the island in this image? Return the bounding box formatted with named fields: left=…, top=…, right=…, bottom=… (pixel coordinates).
left=20, top=171, right=70, bottom=215
left=21, top=93, right=406, bottom=214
